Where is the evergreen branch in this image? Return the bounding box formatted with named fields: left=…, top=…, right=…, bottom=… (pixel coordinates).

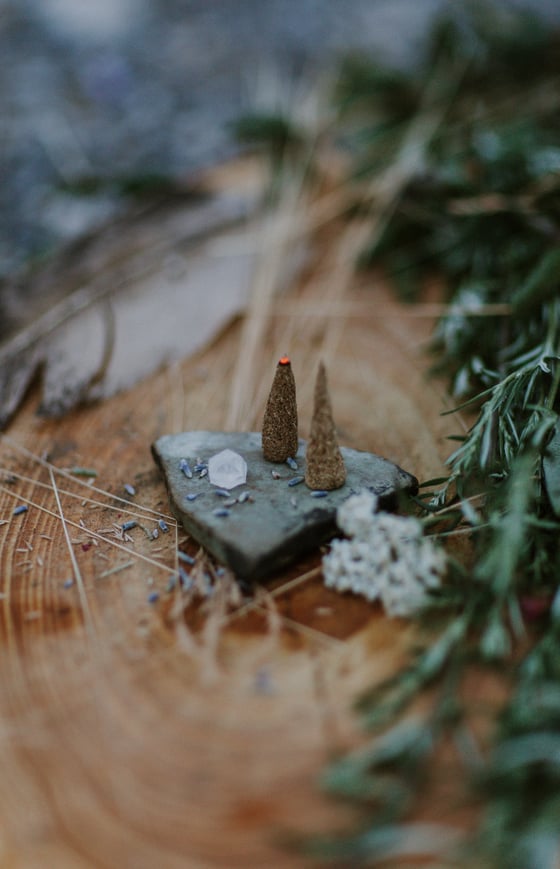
left=235, top=2, right=560, bottom=863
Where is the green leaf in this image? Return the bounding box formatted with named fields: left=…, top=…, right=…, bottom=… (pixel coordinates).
left=232, top=113, right=303, bottom=156
left=542, top=421, right=560, bottom=517
left=511, top=249, right=560, bottom=316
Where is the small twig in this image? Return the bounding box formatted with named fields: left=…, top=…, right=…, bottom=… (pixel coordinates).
left=97, top=560, right=134, bottom=580
left=0, top=486, right=175, bottom=575
left=0, top=437, right=175, bottom=521
left=254, top=605, right=343, bottom=649
left=48, top=467, right=94, bottom=637
left=224, top=565, right=321, bottom=626
left=432, top=523, right=490, bottom=539
left=268, top=301, right=512, bottom=318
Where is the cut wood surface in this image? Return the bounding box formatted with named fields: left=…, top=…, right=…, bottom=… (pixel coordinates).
left=0, top=160, right=468, bottom=868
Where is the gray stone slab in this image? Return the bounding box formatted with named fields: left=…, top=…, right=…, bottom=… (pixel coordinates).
left=152, top=431, right=418, bottom=581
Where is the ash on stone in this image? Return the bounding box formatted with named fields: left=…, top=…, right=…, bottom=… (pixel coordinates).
left=152, top=431, right=418, bottom=581
left=208, top=449, right=247, bottom=490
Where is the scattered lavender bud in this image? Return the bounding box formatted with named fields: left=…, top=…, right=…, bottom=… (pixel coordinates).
left=186, top=493, right=202, bottom=502
left=180, top=571, right=193, bottom=590
left=194, top=463, right=207, bottom=473
left=70, top=467, right=98, bottom=478
left=147, top=591, right=160, bottom=604
left=121, top=520, right=137, bottom=532
left=310, top=490, right=328, bottom=498
left=63, top=579, right=74, bottom=589
left=124, top=483, right=136, bottom=496
left=152, top=528, right=159, bottom=540
left=199, top=468, right=208, bottom=478
left=178, top=567, right=192, bottom=589
left=202, top=573, right=214, bottom=596
left=178, top=551, right=196, bottom=565
left=213, top=508, right=230, bottom=518
left=286, top=457, right=298, bottom=470
left=254, top=666, right=274, bottom=695
left=238, top=491, right=251, bottom=503
left=158, top=519, right=169, bottom=533
left=179, top=458, right=193, bottom=478
left=214, top=488, right=230, bottom=497
left=288, top=476, right=304, bottom=487
left=13, top=505, right=28, bottom=516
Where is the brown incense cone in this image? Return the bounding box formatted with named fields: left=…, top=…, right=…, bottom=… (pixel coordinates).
left=262, top=356, right=299, bottom=462
left=305, top=361, right=346, bottom=490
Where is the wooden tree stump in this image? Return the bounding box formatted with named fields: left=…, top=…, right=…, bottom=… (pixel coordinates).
left=0, top=160, right=473, bottom=868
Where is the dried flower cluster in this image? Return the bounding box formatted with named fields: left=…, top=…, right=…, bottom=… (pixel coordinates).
left=322, top=490, right=446, bottom=617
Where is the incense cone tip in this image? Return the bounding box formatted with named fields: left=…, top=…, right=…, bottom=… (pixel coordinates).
left=262, top=356, right=298, bottom=462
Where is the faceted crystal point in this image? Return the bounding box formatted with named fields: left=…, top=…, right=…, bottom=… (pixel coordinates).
left=208, top=449, right=247, bottom=489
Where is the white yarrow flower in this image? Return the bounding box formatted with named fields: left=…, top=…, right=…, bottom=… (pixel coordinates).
left=322, top=490, right=446, bottom=617
left=336, top=489, right=378, bottom=538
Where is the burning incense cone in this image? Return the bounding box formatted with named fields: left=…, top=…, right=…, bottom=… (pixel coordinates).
left=262, top=356, right=299, bottom=462
left=305, top=361, right=346, bottom=490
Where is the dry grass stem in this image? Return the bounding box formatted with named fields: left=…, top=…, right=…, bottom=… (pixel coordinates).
left=0, top=467, right=175, bottom=522
left=0, top=434, right=176, bottom=522
left=268, top=301, right=512, bottom=318
left=225, top=178, right=309, bottom=432
left=0, top=485, right=176, bottom=575
left=48, top=467, right=94, bottom=636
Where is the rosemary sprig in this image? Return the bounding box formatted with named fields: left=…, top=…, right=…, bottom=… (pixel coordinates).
left=321, top=5, right=560, bottom=862
left=328, top=4, right=560, bottom=863
left=236, top=3, right=560, bottom=863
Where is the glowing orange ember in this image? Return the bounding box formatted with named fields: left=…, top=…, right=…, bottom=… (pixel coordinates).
left=279, top=356, right=290, bottom=365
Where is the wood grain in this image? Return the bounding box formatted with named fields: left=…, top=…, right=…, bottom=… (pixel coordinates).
left=0, top=163, right=465, bottom=868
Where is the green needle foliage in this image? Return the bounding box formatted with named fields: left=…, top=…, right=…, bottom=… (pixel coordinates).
left=323, top=5, right=560, bottom=865
left=236, top=2, right=560, bottom=863
left=326, top=4, right=560, bottom=864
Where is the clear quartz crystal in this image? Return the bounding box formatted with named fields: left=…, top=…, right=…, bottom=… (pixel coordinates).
left=207, top=449, right=247, bottom=490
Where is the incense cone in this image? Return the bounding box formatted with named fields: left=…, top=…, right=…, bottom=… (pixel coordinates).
left=262, top=356, right=298, bottom=462
left=305, top=361, right=346, bottom=490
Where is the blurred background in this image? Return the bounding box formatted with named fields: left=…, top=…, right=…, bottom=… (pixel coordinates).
left=2, top=0, right=560, bottom=280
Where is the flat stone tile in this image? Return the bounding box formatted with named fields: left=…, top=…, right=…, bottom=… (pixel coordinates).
left=152, top=431, right=418, bottom=581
